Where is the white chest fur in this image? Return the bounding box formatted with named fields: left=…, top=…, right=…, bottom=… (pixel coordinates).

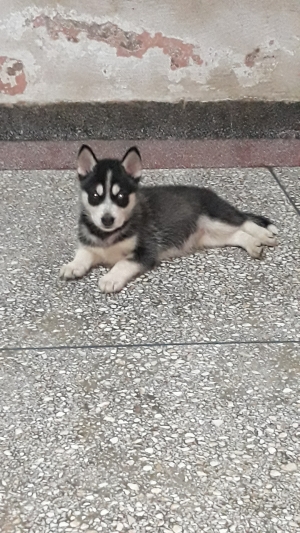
left=86, top=236, right=137, bottom=267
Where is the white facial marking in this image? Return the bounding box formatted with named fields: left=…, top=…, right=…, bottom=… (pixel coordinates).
left=112, top=184, right=120, bottom=195
left=82, top=168, right=136, bottom=232
left=96, top=184, right=104, bottom=196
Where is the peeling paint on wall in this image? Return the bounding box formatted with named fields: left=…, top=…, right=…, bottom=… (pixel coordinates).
left=29, top=14, right=203, bottom=70
left=0, top=1, right=299, bottom=105
left=245, top=47, right=260, bottom=67
left=0, top=56, right=26, bottom=95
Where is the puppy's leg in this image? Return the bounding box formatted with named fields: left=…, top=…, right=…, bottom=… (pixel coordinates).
left=198, top=218, right=266, bottom=259
left=99, top=259, right=143, bottom=293
left=60, top=247, right=98, bottom=280
left=224, top=229, right=265, bottom=259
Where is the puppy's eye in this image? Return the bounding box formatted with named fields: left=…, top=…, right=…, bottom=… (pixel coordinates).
left=116, top=192, right=129, bottom=207
left=89, top=190, right=102, bottom=205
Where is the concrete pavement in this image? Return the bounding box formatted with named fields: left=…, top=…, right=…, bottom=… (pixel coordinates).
left=0, top=166, right=299, bottom=532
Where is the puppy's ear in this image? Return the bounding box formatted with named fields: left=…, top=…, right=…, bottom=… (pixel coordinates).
left=122, top=147, right=142, bottom=180
left=77, top=145, right=97, bottom=178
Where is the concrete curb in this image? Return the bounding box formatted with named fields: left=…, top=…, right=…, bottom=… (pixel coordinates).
left=1, top=139, right=300, bottom=170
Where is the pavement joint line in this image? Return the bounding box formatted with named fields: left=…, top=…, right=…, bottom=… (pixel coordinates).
left=267, top=166, right=300, bottom=217
left=0, top=339, right=299, bottom=353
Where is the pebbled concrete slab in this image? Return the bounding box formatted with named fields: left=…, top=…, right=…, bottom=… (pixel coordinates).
left=0, top=167, right=299, bottom=350
left=1, top=163, right=300, bottom=533
left=273, top=167, right=300, bottom=213
left=1, top=343, right=299, bottom=533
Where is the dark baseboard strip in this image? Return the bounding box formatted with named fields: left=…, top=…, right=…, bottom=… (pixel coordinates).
left=0, top=139, right=300, bottom=170
left=0, top=100, right=299, bottom=141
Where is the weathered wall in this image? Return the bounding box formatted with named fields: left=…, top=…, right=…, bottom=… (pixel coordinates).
left=0, top=0, right=299, bottom=105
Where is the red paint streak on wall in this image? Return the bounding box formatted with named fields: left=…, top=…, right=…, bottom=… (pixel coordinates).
left=0, top=57, right=27, bottom=95
left=31, top=15, right=202, bottom=70
left=245, top=47, right=260, bottom=67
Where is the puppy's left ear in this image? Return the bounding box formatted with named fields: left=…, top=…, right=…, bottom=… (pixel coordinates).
left=122, top=147, right=142, bottom=180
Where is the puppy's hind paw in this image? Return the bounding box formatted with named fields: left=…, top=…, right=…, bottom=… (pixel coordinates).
left=247, top=239, right=264, bottom=259
left=267, top=224, right=279, bottom=237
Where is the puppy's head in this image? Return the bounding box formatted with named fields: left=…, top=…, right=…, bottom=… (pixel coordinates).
left=77, top=145, right=142, bottom=232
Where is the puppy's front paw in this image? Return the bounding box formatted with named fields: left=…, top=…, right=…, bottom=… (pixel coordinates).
left=59, top=262, right=87, bottom=280
left=99, top=273, right=125, bottom=293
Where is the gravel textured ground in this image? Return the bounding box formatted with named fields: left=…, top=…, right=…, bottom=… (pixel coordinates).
left=273, top=168, right=300, bottom=213
left=0, top=167, right=299, bottom=533
left=0, top=168, right=299, bottom=349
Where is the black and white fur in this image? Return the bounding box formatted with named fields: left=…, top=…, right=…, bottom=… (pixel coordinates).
left=60, top=145, right=278, bottom=293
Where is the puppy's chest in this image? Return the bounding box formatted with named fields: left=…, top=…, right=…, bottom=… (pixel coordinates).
left=88, top=236, right=137, bottom=267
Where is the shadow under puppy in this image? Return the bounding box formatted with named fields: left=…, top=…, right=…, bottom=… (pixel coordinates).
left=60, top=146, right=278, bottom=293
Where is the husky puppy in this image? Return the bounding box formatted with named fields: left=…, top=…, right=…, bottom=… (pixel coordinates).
left=60, top=146, right=278, bottom=293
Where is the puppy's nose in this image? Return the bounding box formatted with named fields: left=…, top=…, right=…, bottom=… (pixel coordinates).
left=101, top=214, right=114, bottom=228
